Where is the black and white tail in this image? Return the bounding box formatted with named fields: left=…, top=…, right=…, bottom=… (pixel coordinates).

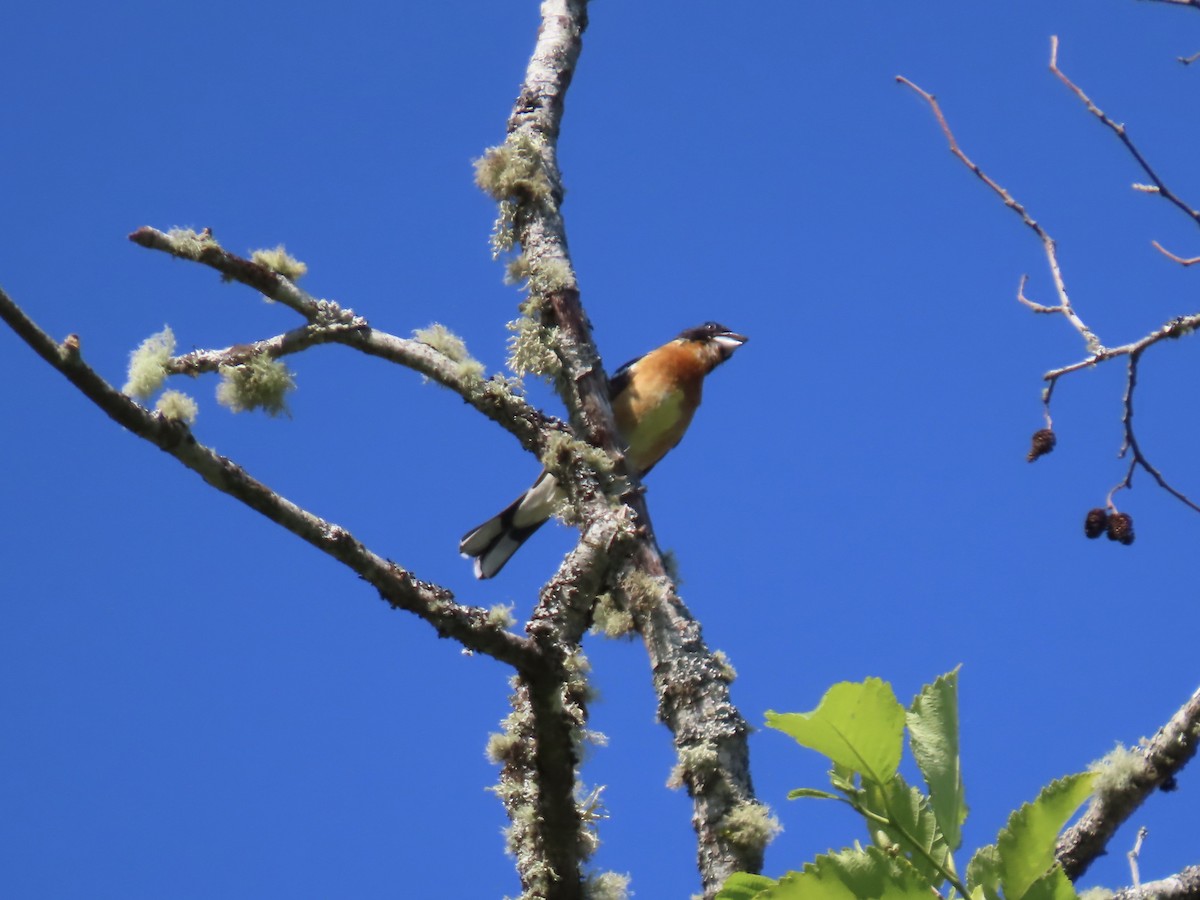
left=459, top=471, right=563, bottom=579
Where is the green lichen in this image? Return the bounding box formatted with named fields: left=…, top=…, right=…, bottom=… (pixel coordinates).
left=414, top=323, right=486, bottom=382
left=123, top=326, right=175, bottom=399
left=474, top=133, right=553, bottom=203
left=155, top=389, right=198, bottom=424
left=1089, top=743, right=1145, bottom=797
left=251, top=244, right=308, bottom=281
left=216, top=354, right=295, bottom=417
left=591, top=594, right=635, bottom=639
left=165, top=228, right=220, bottom=259
left=667, top=743, right=721, bottom=790
left=583, top=871, right=630, bottom=900
left=506, top=316, right=561, bottom=380
left=720, top=801, right=782, bottom=852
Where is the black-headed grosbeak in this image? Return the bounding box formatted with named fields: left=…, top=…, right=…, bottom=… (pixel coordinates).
left=460, top=321, right=748, bottom=578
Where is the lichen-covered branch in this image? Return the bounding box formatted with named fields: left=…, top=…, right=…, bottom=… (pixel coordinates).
left=620, top=568, right=769, bottom=890
left=480, top=2, right=765, bottom=897
left=129, top=226, right=336, bottom=321
left=0, top=284, right=536, bottom=669
left=130, top=225, right=568, bottom=455
left=1111, top=865, right=1200, bottom=900
left=1057, top=686, right=1200, bottom=879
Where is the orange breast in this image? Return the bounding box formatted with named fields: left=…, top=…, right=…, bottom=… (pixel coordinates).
left=611, top=343, right=706, bottom=474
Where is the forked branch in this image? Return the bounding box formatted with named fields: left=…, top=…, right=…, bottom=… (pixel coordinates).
left=0, top=285, right=536, bottom=668
left=899, top=46, right=1200, bottom=522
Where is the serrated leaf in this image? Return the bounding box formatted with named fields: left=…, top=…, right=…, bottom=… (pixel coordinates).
left=767, top=679, right=906, bottom=782
left=966, top=843, right=1001, bottom=900
left=762, top=846, right=935, bottom=900
left=1021, top=867, right=1079, bottom=900
left=716, top=872, right=777, bottom=900
left=907, top=668, right=967, bottom=850
left=996, top=773, right=1096, bottom=900
left=862, top=774, right=953, bottom=887
left=788, top=787, right=842, bottom=801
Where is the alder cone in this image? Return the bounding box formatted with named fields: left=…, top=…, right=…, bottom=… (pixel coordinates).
left=1084, top=508, right=1108, bottom=539
left=1027, top=428, right=1056, bottom=462
left=1106, top=512, right=1135, bottom=546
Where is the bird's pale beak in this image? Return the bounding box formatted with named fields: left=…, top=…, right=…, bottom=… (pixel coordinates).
left=713, top=331, right=748, bottom=353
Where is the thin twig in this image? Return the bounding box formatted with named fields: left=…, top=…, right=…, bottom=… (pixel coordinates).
left=1153, top=241, right=1200, bottom=266
left=1041, top=316, right=1200, bottom=513
left=901, top=63, right=1200, bottom=518
left=1050, top=37, right=1200, bottom=232
left=1129, top=827, right=1149, bottom=889
left=896, top=76, right=1101, bottom=355
left=1117, top=350, right=1200, bottom=512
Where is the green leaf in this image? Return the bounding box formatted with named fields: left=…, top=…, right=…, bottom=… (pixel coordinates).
left=767, top=679, right=906, bottom=782
left=763, top=847, right=935, bottom=900
left=1021, top=867, right=1079, bottom=900
left=996, top=773, right=1096, bottom=900
left=716, top=872, right=777, bottom=900
left=861, top=775, right=953, bottom=887
left=787, top=787, right=842, bottom=801
left=830, top=763, right=858, bottom=794
left=966, top=843, right=1001, bottom=900
left=907, top=668, right=967, bottom=850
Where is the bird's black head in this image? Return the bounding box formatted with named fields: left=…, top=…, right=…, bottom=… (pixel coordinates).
left=676, top=321, right=748, bottom=361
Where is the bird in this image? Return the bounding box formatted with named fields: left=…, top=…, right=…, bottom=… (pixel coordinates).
left=459, top=321, right=748, bottom=579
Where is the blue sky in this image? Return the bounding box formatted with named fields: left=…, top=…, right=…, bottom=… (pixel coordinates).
left=2, top=1, right=1198, bottom=897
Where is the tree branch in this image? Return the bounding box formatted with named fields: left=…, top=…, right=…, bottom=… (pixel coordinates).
left=0, top=284, right=536, bottom=669
left=493, top=2, right=764, bottom=895
left=1112, top=865, right=1200, bottom=900
left=895, top=76, right=1100, bottom=355
left=1057, top=686, right=1200, bottom=879
left=131, top=225, right=569, bottom=455
left=1049, top=37, right=1200, bottom=240
left=624, top=572, right=764, bottom=889
left=129, top=226, right=337, bottom=321
left=899, top=64, right=1200, bottom=521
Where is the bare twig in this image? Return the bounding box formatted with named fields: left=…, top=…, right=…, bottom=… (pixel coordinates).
left=902, top=57, right=1200, bottom=519
left=1129, top=827, right=1149, bottom=889
left=1058, top=686, right=1200, bottom=879
left=1153, top=241, right=1200, bottom=266
left=896, top=76, right=1101, bottom=355
left=1050, top=37, right=1200, bottom=232
left=1114, top=350, right=1200, bottom=512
